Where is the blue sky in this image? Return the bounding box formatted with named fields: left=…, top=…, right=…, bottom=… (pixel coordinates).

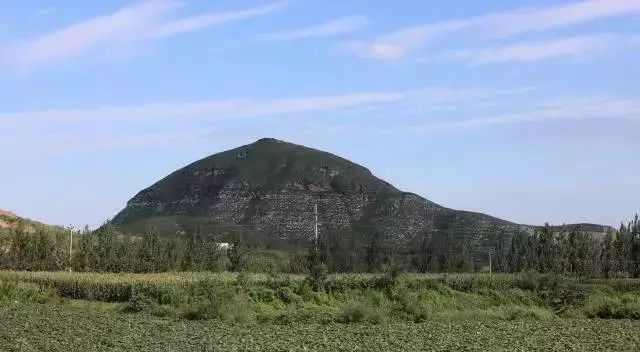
left=1, top=0, right=639, bottom=229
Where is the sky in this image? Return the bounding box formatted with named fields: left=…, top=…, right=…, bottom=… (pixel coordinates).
left=0, top=0, right=639, bottom=229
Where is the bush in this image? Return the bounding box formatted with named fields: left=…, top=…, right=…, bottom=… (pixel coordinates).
left=0, top=280, right=60, bottom=304
left=122, top=293, right=156, bottom=313
left=393, top=291, right=429, bottom=323
left=276, top=287, right=303, bottom=305
left=178, top=283, right=256, bottom=323
left=584, top=293, right=640, bottom=319
left=501, top=306, right=554, bottom=321
left=247, top=287, right=278, bottom=304
left=271, top=304, right=336, bottom=325
left=216, top=294, right=256, bottom=323
left=337, top=301, right=384, bottom=324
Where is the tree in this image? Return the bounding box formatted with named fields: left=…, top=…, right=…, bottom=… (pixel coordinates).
left=508, top=232, right=526, bottom=273
left=537, top=224, right=556, bottom=273
left=600, top=230, right=615, bottom=278
left=630, top=215, right=640, bottom=278
left=201, top=232, right=222, bottom=271
left=614, top=223, right=631, bottom=275
left=493, top=229, right=510, bottom=273
left=137, top=227, right=161, bottom=272
left=306, top=240, right=327, bottom=291
left=365, top=232, right=384, bottom=273
left=94, top=224, right=118, bottom=271
left=414, top=225, right=435, bottom=273
left=453, top=240, right=473, bottom=273
left=227, top=231, right=251, bottom=272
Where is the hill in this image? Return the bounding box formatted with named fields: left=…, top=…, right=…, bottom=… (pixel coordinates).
left=111, top=138, right=528, bottom=254
left=0, top=210, right=66, bottom=235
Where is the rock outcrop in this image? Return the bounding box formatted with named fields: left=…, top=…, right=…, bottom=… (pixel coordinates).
left=111, top=138, right=523, bottom=249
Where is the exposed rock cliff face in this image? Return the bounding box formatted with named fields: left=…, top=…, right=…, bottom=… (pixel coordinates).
left=111, top=138, right=522, bottom=247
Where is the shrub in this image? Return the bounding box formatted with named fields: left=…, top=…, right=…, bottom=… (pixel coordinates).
left=247, top=287, right=278, bottom=304
left=584, top=293, right=640, bottom=319
left=122, top=293, right=155, bottom=313
left=216, top=294, right=256, bottom=323
left=0, top=280, right=60, bottom=304
left=501, top=306, right=554, bottom=321
left=393, top=291, right=429, bottom=323
left=179, top=285, right=256, bottom=323
left=337, top=301, right=384, bottom=324
left=276, top=287, right=302, bottom=305
left=148, top=304, right=174, bottom=317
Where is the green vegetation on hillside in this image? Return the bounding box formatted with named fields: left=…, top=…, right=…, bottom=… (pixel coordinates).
left=108, top=138, right=528, bottom=255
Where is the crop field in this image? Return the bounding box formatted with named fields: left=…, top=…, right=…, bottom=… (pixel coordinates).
left=1, top=271, right=640, bottom=351
left=2, top=304, right=639, bottom=352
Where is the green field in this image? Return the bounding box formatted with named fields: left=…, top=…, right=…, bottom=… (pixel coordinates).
left=2, top=304, right=639, bottom=352
left=2, top=271, right=640, bottom=351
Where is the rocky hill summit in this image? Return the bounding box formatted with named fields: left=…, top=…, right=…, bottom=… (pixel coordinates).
left=111, top=138, right=525, bottom=249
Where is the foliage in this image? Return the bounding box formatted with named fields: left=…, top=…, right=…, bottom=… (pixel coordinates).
left=5, top=303, right=640, bottom=351
left=5, top=270, right=640, bottom=327
left=583, top=291, right=640, bottom=319
left=3, top=215, right=640, bottom=281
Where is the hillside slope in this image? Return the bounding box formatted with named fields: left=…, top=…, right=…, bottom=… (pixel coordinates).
left=0, top=210, right=65, bottom=235
left=111, top=138, right=525, bottom=249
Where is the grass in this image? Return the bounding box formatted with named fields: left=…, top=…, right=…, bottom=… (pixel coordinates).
left=2, top=271, right=640, bottom=350
left=2, top=270, right=640, bottom=324
left=1, top=303, right=639, bottom=352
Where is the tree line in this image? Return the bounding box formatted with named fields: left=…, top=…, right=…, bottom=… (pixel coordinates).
left=0, top=224, right=251, bottom=273
left=1, top=215, right=638, bottom=278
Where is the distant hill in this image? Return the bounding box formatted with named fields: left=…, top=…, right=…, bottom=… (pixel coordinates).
left=0, top=210, right=65, bottom=235
left=111, top=138, right=532, bottom=253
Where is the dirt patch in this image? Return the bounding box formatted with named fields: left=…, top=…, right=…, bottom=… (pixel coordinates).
left=0, top=210, right=16, bottom=218
left=0, top=210, right=17, bottom=229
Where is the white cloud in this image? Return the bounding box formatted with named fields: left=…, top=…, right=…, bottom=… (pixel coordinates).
left=414, top=97, right=640, bottom=132
left=0, top=86, right=528, bottom=156
left=146, top=1, right=288, bottom=39
left=442, top=34, right=617, bottom=64
left=346, top=0, right=640, bottom=60
left=0, top=86, right=525, bottom=125
left=3, top=1, right=286, bottom=72
left=0, top=92, right=402, bottom=124
left=261, top=15, right=368, bottom=42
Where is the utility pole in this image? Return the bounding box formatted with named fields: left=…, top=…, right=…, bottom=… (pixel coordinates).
left=488, top=247, right=495, bottom=275
left=314, top=203, right=319, bottom=250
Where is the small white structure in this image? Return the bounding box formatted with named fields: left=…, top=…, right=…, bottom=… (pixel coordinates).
left=216, top=242, right=231, bottom=250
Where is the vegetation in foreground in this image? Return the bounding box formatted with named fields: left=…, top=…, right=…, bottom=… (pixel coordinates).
left=2, top=271, right=640, bottom=324
left=2, top=271, right=640, bottom=351
left=2, top=302, right=640, bottom=352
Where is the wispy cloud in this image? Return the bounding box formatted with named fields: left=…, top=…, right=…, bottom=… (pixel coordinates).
left=146, top=1, right=287, bottom=39
left=346, top=0, right=640, bottom=60
left=0, top=86, right=524, bottom=125
left=0, top=92, right=404, bottom=124
left=414, top=97, right=640, bottom=132
left=260, top=15, right=368, bottom=42
left=442, top=34, right=617, bottom=64
left=0, top=86, right=528, bottom=156
left=2, top=1, right=286, bottom=73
